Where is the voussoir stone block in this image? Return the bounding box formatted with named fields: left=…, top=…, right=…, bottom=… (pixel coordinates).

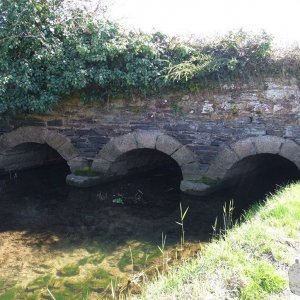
left=45, top=130, right=68, bottom=150
left=114, top=133, right=138, bottom=153
left=0, top=135, right=11, bottom=153
left=68, top=157, right=90, bottom=172
left=0, top=127, right=47, bottom=153
left=254, top=135, right=284, bottom=155
left=156, top=135, right=182, bottom=155
left=181, top=162, right=202, bottom=179
left=96, top=141, right=123, bottom=162
left=171, top=146, right=197, bottom=166
left=231, top=138, right=256, bottom=159
left=91, top=158, right=111, bottom=173
left=57, top=141, right=79, bottom=160
left=97, top=133, right=138, bottom=162
left=0, top=130, right=25, bottom=150
left=212, top=146, right=239, bottom=171
left=279, top=140, right=300, bottom=168
left=135, top=130, right=162, bottom=149
left=17, top=126, right=47, bottom=144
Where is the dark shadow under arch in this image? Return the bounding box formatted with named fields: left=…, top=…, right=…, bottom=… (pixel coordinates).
left=108, top=148, right=183, bottom=180
left=223, top=153, right=300, bottom=212
left=0, top=142, right=70, bottom=175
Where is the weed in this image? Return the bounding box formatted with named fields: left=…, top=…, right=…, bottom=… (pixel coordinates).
left=112, top=196, right=125, bottom=205
left=175, top=203, right=189, bottom=249
left=74, top=167, right=103, bottom=177
left=137, top=183, right=300, bottom=299
left=57, top=264, right=80, bottom=277
left=118, top=244, right=160, bottom=272
left=157, top=233, right=167, bottom=271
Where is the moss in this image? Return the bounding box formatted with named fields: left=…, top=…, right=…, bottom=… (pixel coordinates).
left=187, top=176, right=220, bottom=186
left=78, top=253, right=106, bottom=266
left=118, top=244, right=161, bottom=272
left=74, top=167, right=103, bottom=177
left=57, top=264, right=80, bottom=277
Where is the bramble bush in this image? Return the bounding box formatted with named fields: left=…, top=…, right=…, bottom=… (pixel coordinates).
left=0, top=0, right=293, bottom=115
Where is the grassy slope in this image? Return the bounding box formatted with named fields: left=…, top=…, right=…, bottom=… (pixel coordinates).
left=136, top=182, right=300, bottom=300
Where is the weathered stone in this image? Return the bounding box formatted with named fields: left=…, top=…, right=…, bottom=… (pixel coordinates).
left=91, top=158, right=111, bottom=173
left=45, top=130, right=68, bottom=150
left=245, top=124, right=266, bottom=136
left=180, top=180, right=210, bottom=196
left=211, top=146, right=239, bottom=171
left=181, top=162, right=202, bottom=179
left=96, top=133, right=138, bottom=162
left=135, top=130, right=161, bottom=149
left=230, top=138, right=256, bottom=159
left=0, top=135, right=10, bottom=153
left=0, top=78, right=300, bottom=192
left=171, top=146, right=197, bottom=166
left=96, top=141, right=123, bottom=162
left=254, top=135, right=283, bottom=154
left=66, top=173, right=107, bottom=188
left=114, top=133, right=137, bottom=152
left=0, top=126, right=47, bottom=153
left=265, top=83, right=299, bottom=101
left=15, top=126, right=47, bottom=144
left=202, top=101, right=214, bottom=114
left=285, top=126, right=300, bottom=138
left=156, top=135, right=182, bottom=155
left=206, top=165, right=227, bottom=179
left=68, top=157, right=90, bottom=172
left=57, top=141, right=80, bottom=160
left=279, top=140, right=300, bottom=168
left=47, top=119, right=63, bottom=126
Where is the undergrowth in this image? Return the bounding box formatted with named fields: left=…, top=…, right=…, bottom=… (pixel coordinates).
left=135, top=182, right=300, bottom=299
left=1, top=0, right=300, bottom=114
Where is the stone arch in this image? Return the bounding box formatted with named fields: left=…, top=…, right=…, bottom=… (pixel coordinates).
left=91, top=130, right=202, bottom=180
left=0, top=126, right=80, bottom=170
left=207, top=135, right=300, bottom=180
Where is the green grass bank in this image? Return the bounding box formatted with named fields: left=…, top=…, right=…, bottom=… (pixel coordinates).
left=135, top=182, right=300, bottom=300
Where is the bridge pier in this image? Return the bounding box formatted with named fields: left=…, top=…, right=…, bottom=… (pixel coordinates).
left=66, top=131, right=211, bottom=195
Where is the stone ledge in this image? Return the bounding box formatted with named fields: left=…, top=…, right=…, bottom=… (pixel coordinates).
left=180, top=180, right=211, bottom=196
left=66, top=173, right=108, bottom=188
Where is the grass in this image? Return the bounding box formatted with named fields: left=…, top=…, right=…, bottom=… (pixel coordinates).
left=57, top=263, right=80, bottom=277
left=78, top=253, right=106, bottom=266
left=74, top=167, right=103, bottom=177
left=135, top=182, right=300, bottom=299
left=118, top=244, right=161, bottom=272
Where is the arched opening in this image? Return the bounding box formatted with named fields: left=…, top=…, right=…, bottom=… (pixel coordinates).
left=224, top=153, right=300, bottom=212
left=0, top=142, right=69, bottom=174
left=0, top=142, right=70, bottom=195
left=107, top=148, right=183, bottom=208
left=109, top=148, right=182, bottom=178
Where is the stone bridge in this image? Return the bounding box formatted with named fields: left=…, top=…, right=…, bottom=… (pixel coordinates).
left=0, top=77, right=300, bottom=195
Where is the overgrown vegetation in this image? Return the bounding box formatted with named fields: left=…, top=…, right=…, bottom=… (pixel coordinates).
left=1, top=0, right=299, bottom=115
left=135, top=183, right=300, bottom=299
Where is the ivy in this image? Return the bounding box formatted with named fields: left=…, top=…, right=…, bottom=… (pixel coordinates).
left=0, top=0, right=291, bottom=115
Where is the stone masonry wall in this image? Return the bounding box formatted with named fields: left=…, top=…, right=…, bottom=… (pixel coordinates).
left=0, top=77, right=299, bottom=190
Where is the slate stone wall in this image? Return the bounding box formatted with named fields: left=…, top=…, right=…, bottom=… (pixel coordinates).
left=0, top=77, right=299, bottom=182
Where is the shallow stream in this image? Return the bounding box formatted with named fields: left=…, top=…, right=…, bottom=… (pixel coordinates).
left=0, top=158, right=299, bottom=299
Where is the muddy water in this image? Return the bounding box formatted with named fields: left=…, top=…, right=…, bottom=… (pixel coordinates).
left=0, top=161, right=298, bottom=299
